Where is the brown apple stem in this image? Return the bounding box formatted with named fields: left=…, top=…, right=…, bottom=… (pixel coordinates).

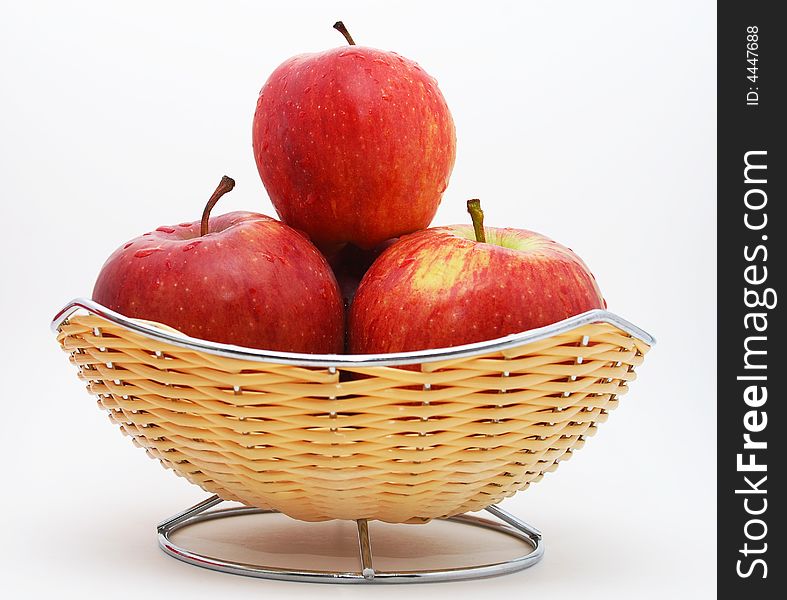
left=200, top=176, right=236, bottom=236
left=333, top=21, right=356, bottom=45
left=466, top=199, right=486, bottom=243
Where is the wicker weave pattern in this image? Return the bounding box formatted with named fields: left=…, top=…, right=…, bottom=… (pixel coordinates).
left=57, top=314, right=649, bottom=523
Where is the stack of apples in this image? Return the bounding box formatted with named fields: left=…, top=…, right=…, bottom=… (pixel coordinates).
left=93, top=23, right=605, bottom=355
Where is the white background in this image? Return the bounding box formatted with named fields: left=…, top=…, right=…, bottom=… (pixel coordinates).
left=0, top=0, right=716, bottom=597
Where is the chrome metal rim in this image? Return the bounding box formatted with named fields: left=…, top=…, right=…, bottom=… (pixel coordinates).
left=156, top=496, right=544, bottom=584
left=52, top=297, right=655, bottom=367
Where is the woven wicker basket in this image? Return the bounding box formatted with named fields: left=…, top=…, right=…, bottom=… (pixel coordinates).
left=53, top=299, right=652, bottom=524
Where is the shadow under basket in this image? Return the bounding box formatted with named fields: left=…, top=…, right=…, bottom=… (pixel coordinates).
left=52, top=298, right=654, bottom=583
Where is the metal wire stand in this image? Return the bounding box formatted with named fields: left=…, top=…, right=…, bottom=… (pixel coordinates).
left=157, top=495, right=544, bottom=584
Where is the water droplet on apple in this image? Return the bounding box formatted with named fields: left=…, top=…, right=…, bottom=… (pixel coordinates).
left=260, top=251, right=275, bottom=262
left=123, top=242, right=134, bottom=249
left=178, top=222, right=192, bottom=228
left=134, top=248, right=162, bottom=258
left=156, top=226, right=176, bottom=234
left=182, top=241, right=202, bottom=252
left=338, top=51, right=348, bottom=58
left=304, top=86, right=311, bottom=93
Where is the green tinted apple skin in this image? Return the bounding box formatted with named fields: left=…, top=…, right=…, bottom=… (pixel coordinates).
left=349, top=225, right=606, bottom=354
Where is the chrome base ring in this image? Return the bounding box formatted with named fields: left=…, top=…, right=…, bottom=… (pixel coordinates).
left=157, top=496, right=544, bottom=584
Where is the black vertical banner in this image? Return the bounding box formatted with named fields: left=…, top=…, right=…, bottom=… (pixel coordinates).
left=718, top=3, right=783, bottom=596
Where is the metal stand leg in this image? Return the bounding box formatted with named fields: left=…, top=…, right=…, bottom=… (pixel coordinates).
left=157, top=494, right=223, bottom=533
left=356, top=519, right=375, bottom=580
left=157, top=496, right=544, bottom=584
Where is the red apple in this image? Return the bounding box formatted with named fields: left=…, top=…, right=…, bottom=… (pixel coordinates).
left=327, top=238, right=398, bottom=311
left=252, top=22, right=456, bottom=252
left=349, top=201, right=606, bottom=354
left=92, top=177, right=344, bottom=353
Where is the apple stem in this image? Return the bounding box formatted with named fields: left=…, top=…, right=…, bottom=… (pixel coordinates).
left=333, top=21, right=356, bottom=45
left=200, top=176, right=236, bottom=236
left=466, top=199, right=486, bottom=243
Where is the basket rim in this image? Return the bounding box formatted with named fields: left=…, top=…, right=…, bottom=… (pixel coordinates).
left=52, top=297, right=655, bottom=367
